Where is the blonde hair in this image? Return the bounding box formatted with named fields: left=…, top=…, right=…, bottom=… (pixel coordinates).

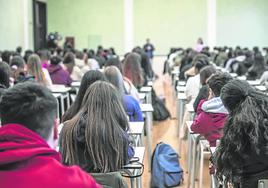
left=27, top=54, right=48, bottom=86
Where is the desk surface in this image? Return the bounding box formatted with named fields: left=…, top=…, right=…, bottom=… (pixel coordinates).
left=176, top=86, right=186, bottom=92
left=186, top=121, right=194, bottom=134
left=129, top=122, right=144, bottom=135
left=247, top=80, right=261, bottom=86
left=140, top=103, right=154, bottom=112
left=49, top=85, right=72, bottom=93
left=71, top=81, right=81, bottom=87
left=140, top=86, right=152, bottom=92
left=178, top=81, right=186, bottom=86
left=255, top=85, right=266, bottom=91
left=210, top=147, right=216, bottom=154
left=124, top=147, right=145, bottom=169
left=53, top=93, right=61, bottom=98
left=186, top=103, right=194, bottom=113
left=138, top=93, right=146, bottom=100
left=177, top=93, right=187, bottom=100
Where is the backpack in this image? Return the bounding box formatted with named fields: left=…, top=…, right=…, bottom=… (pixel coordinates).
left=151, top=142, right=184, bottom=188
left=151, top=89, right=171, bottom=121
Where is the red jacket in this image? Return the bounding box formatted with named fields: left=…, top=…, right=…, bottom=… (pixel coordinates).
left=191, top=98, right=228, bottom=146
left=0, top=124, right=101, bottom=188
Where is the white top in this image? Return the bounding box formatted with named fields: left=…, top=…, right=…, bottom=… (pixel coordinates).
left=42, top=68, right=52, bottom=86
left=185, top=74, right=200, bottom=102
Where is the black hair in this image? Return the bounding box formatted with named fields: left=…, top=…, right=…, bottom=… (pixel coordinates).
left=193, top=54, right=209, bottom=73
left=63, top=52, right=75, bottom=65
left=50, top=55, right=62, bottom=65
left=0, top=61, right=11, bottom=88
left=62, top=70, right=106, bottom=122
left=105, top=57, right=122, bottom=72
left=216, top=79, right=268, bottom=186
left=23, top=50, right=34, bottom=63
left=0, top=82, right=57, bottom=140
left=1, top=51, right=12, bottom=64
left=207, top=71, right=232, bottom=97
left=199, top=65, right=216, bottom=85
left=10, top=56, right=25, bottom=68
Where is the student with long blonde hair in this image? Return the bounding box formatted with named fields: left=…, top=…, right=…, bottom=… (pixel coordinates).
left=27, top=54, right=52, bottom=86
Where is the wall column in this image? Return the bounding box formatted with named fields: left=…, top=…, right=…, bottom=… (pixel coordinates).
left=207, top=0, right=217, bottom=48
left=124, top=0, right=134, bottom=53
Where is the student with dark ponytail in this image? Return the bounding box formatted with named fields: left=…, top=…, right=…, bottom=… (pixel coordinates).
left=216, top=79, right=268, bottom=188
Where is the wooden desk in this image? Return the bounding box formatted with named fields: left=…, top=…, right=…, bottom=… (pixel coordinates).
left=177, top=93, right=187, bottom=136
left=255, top=85, right=266, bottom=91
left=176, top=86, right=186, bottom=93
left=139, top=86, right=152, bottom=104
left=53, top=93, right=61, bottom=119
left=247, top=80, right=261, bottom=86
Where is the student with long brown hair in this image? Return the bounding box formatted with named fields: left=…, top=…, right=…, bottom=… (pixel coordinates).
left=123, top=52, right=144, bottom=89
left=60, top=81, right=133, bottom=173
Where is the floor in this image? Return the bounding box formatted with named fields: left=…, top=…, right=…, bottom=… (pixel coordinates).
left=134, top=56, right=211, bottom=188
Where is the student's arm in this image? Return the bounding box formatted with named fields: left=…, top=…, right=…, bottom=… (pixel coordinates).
left=191, top=100, right=207, bottom=134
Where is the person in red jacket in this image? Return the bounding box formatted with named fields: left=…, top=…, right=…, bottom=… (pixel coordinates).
left=0, top=82, right=100, bottom=188
left=191, top=72, right=232, bottom=146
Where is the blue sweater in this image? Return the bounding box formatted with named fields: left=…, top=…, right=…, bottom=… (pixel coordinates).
left=123, top=95, right=143, bottom=122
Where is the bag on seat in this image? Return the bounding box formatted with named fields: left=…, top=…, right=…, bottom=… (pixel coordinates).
left=151, top=142, right=183, bottom=188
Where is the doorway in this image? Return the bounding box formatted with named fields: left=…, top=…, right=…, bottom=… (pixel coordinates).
left=33, top=0, right=47, bottom=50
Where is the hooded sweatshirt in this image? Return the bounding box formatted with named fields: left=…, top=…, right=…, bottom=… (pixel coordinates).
left=47, top=64, right=72, bottom=86
left=0, top=124, right=100, bottom=188
left=191, top=97, right=228, bottom=146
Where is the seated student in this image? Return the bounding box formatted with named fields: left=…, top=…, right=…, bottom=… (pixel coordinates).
left=215, top=80, right=268, bottom=188
left=123, top=52, right=144, bottom=89
left=62, top=52, right=83, bottom=81
left=62, top=70, right=106, bottom=122
left=247, top=52, right=267, bottom=80
left=27, top=54, right=52, bottom=86
left=0, top=61, right=10, bottom=96
left=193, top=65, right=216, bottom=112
left=191, top=72, right=232, bottom=146
left=106, top=57, right=140, bottom=102
left=47, top=55, right=72, bottom=86
left=0, top=83, right=100, bottom=188
left=60, top=81, right=134, bottom=173
left=38, top=49, right=51, bottom=69
left=10, top=56, right=35, bottom=84
left=185, top=54, right=209, bottom=103
left=104, top=66, right=143, bottom=122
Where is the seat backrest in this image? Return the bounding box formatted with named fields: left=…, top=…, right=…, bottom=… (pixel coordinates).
left=90, top=171, right=128, bottom=188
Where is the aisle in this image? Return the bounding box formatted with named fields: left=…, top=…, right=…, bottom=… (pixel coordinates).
left=140, top=57, right=210, bottom=188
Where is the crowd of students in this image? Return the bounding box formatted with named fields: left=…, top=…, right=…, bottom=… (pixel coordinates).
left=168, top=45, right=268, bottom=187
left=1, top=43, right=268, bottom=187
left=0, top=45, right=155, bottom=187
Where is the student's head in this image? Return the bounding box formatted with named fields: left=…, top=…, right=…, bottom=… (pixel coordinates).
left=62, top=70, right=106, bottom=122
left=1, top=51, right=12, bottom=64
left=23, top=50, right=34, bottom=62
left=253, top=52, right=265, bottom=68
left=216, top=79, right=268, bottom=185
left=0, top=61, right=11, bottom=88
left=197, top=37, right=203, bottom=45
left=0, top=82, right=57, bottom=141
left=199, top=65, right=216, bottom=85
left=50, top=55, right=62, bottom=65
left=193, top=54, right=209, bottom=74
left=105, top=57, right=122, bottom=72
left=10, top=56, right=26, bottom=79
left=123, top=52, right=144, bottom=88
left=63, top=52, right=75, bottom=73
left=104, top=66, right=125, bottom=97
left=38, top=49, right=51, bottom=61
left=60, top=81, right=129, bottom=172
left=27, top=54, right=48, bottom=86
left=207, top=72, right=232, bottom=97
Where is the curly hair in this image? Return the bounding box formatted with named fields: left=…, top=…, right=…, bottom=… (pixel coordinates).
left=216, top=79, right=268, bottom=186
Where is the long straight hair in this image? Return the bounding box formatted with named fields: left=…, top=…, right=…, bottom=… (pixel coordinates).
left=123, top=52, right=144, bottom=88
left=60, top=81, right=129, bottom=173
left=27, top=54, right=48, bottom=86
left=62, top=70, right=106, bottom=122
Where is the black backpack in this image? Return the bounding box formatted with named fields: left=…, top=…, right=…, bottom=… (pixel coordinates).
left=151, top=89, right=170, bottom=121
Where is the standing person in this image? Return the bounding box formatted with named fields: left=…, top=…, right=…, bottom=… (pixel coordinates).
left=0, top=82, right=100, bottom=188
left=195, top=37, right=204, bottom=52
left=215, top=80, right=268, bottom=188
left=143, top=38, right=155, bottom=60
